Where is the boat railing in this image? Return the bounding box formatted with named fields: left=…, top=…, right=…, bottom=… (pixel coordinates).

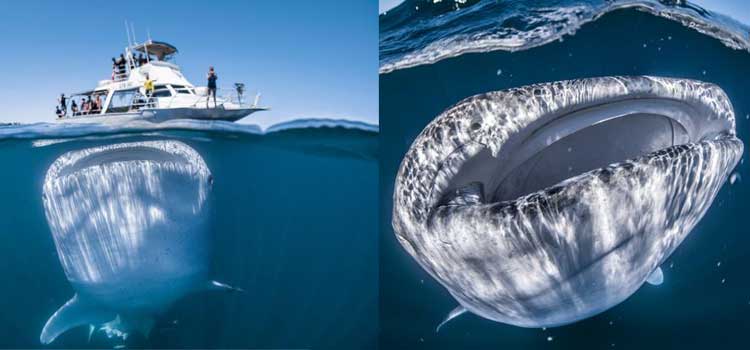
left=112, top=71, right=129, bottom=82
left=127, top=87, right=175, bottom=111
left=128, top=95, right=157, bottom=110
left=61, top=108, right=104, bottom=119
left=202, top=87, right=260, bottom=108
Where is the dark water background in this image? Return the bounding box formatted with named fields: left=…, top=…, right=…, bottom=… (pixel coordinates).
left=380, top=6, right=750, bottom=349
left=0, top=125, right=378, bottom=349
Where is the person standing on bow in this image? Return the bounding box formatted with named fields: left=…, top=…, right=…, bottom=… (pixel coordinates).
left=206, top=66, right=218, bottom=108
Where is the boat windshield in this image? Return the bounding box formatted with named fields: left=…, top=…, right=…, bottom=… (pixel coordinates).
left=171, top=85, right=193, bottom=94
left=106, top=88, right=139, bottom=114
left=65, top=91, right=107, bottom=117
left=152, top=85, right=172, bottom=97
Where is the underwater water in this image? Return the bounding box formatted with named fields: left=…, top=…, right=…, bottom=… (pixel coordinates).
left=0, top=119, right=378, bottom=349
left=380, top=1, right=750, bottom=349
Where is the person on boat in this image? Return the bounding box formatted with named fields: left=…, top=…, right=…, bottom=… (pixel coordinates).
left=55, top=106, right=63, bottom=119
left=138, top=54, right=146, bottom=66
left=206, top=67, right=218, bottom=108
left=93, top=95, right=102, bottom=113
left=58, top=93, right=67, bottom=117
left=112, top=57, right=118, bottom=80
left=71, top=100, right=78, bottom=116
left=116, top=54, right=127, bottom=75
left=82, top=98, right=90, bottom=115
left=144, top=74, right=155, bottom=106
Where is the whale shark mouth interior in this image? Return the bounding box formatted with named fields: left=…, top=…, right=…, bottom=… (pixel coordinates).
left=56, top=145, right=194, bottom=178
left=441, top=97, right=726, bottom=205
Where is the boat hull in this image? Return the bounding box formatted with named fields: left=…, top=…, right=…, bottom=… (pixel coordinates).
left=56, top=106, right=266, bottom=124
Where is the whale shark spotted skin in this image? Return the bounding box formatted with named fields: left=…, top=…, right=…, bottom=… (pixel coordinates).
left=392, top=76, right=743, bottom=330
left=40, top=140, right=239, bottom=344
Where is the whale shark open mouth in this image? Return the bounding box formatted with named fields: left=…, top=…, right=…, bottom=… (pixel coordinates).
left=392, top=76, right=743, bottom=330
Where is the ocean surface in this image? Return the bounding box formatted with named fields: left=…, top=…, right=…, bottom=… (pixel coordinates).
left=380, top=0, right=750, bottom=349
left=0, top=118, right=378, bottom=349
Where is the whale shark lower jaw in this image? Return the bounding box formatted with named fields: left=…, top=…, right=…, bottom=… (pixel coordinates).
left=392, top=76, right=743, bottom=329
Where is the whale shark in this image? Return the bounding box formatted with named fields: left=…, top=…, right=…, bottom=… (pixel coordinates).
left=40, top=140, right=239, bottom=344
left=392, top=76, right=743, bottom=330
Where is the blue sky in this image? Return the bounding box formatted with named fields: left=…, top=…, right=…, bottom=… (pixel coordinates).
left=0, top=1, right=378, bottom=127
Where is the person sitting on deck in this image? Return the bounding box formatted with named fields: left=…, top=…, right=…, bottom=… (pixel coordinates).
left=55, top=106, right=63, bottom=119
left=71, top=100, right=78, bottom=116
left=94, top=95, right=102, bottom=112
left=82, top=99, right=90, bottom=115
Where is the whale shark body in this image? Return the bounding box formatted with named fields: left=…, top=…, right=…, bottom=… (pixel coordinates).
left=40, top=140, right=239, bottom=344
left=392, top=76, right=743, bottom=330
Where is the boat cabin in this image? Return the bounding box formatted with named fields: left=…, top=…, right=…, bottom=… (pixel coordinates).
left=61, top=40, right=206, bottom=118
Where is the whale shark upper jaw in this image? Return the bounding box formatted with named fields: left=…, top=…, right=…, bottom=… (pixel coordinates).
left=392, top=76, right=743, bottom=329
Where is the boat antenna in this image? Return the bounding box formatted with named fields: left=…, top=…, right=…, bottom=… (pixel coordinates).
left=128, top=22, right=138, bottom=69
left=124, top=20, right=133, bottom=48
left=130, top=22, right=137, bottom=45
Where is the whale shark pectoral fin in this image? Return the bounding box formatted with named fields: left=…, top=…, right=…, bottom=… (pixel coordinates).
left=87, top=325, right=95, bottom=343
left=206, top=280, right=244, bottom=293
left=646, top=267, right=664, bottom=286
left=40, top=294, right=114, bottom=344
left=436, top=305, right=468, bottom=333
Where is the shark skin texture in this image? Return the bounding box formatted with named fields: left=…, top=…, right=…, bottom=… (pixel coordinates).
left=40, top=140, right=240, bottom=344
left=392, top=76, right=743, bottom=330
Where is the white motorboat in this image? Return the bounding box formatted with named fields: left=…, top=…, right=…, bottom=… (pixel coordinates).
left=57, top=34, right=267, bottom=124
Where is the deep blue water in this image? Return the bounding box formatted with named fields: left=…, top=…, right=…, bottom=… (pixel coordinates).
left=0, top=120, right=378, bottom=349
left=380, top=1, right=750, bottom=349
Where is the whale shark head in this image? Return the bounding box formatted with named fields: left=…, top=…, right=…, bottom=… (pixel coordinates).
left=40, top=140, right=239, bottom=345
left=392, top=76, right=743, bottom=329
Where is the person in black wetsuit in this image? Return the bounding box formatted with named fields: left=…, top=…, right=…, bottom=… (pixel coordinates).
left=117, top=54, right=127, bottom=74
left=206, top=66, right=218, bottom=108
left=58, top=93, right=67, bottom=116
